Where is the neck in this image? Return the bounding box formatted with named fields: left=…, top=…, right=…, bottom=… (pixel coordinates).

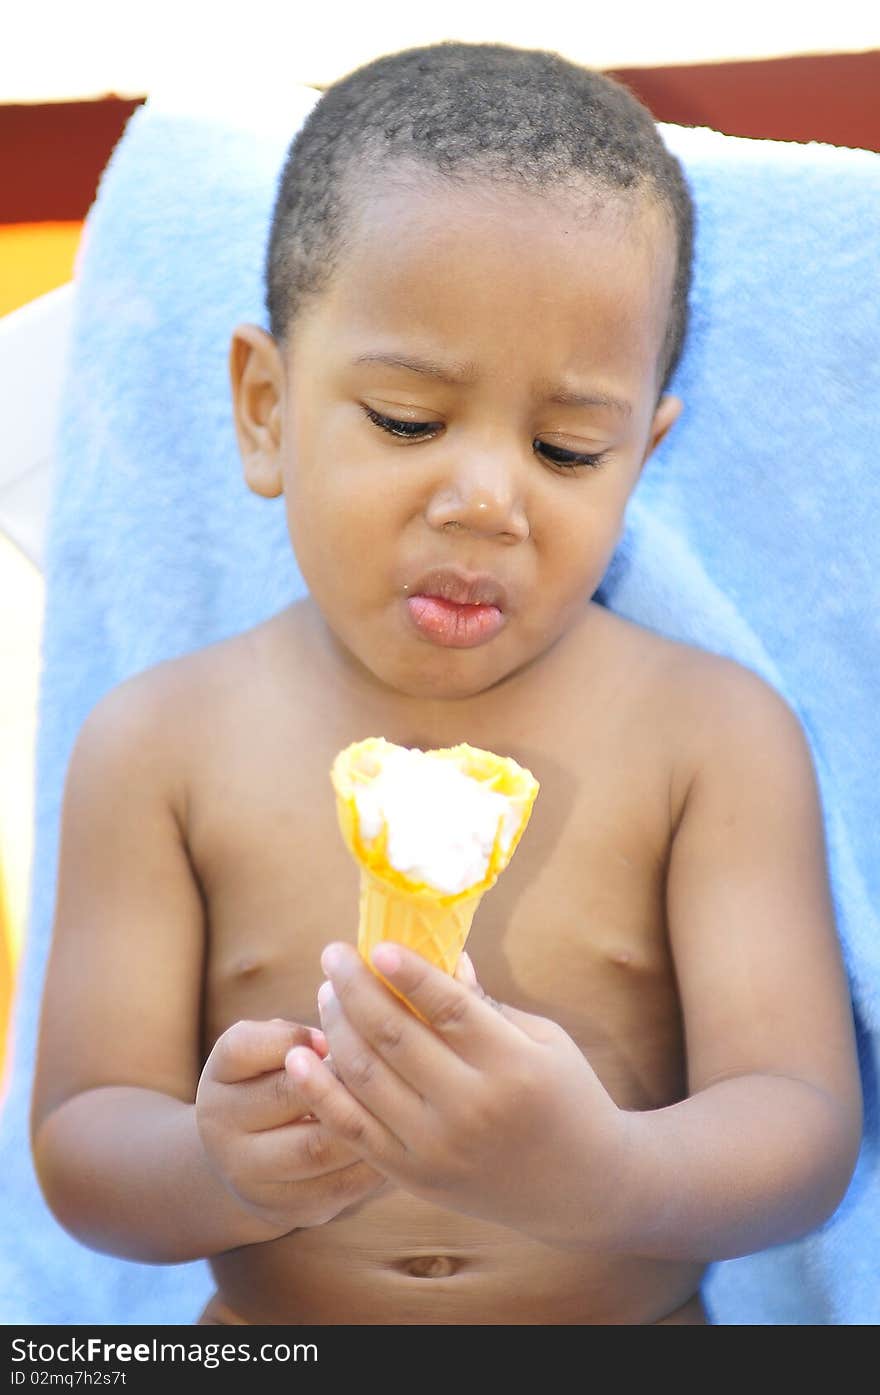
left=285, top=595, right=600, bottom=751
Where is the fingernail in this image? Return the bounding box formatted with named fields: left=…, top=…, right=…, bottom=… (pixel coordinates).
left=317, top=980, right=335, bottom=1013
left=286, top=1047, right=311, bottom=1080
left=321, top=944, right=343, bottom=976
left=372, top=943, right=401, bottom=974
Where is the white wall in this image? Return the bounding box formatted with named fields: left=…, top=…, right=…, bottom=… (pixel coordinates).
left=3, top=0, right=879, bottom=102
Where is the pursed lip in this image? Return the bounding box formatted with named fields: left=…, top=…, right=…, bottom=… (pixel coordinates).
left=407, top=566, right=509, bottom=611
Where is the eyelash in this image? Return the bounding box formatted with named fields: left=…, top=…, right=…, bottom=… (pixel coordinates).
left=361, top=407, right=608, bottom=471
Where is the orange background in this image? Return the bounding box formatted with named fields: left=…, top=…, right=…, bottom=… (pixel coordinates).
left=0, top=220, right=82, bottom=315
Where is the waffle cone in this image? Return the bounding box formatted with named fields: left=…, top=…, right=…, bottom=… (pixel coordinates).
left=357, top=872, right=484, bottom=1013
left=331, top=738, right=539, bottom=1009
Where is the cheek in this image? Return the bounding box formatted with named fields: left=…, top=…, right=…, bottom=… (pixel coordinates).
left=539, top=489, right=627, bottom=585
left=286, top=408, right=409, bottom=518
left=290, top=472, right=399, bottom=545
left=284, top=463, right=402, bottom=605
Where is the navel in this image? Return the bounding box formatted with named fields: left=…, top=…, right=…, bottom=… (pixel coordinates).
left=395, top=1254, right=461, bottom=1279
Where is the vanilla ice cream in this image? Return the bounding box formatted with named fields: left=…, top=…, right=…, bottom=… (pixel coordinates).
left=352, top=744, right=521, bottom=895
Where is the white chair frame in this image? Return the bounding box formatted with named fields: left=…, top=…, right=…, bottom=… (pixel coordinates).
left=0, top=284, right=75, bottom=571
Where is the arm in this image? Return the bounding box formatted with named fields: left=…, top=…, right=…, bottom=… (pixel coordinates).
left=603, top=660, right=863, bottom=1259
left=31, top=671, right=382, bottom=1265
left=33, top=1085, right=275, bottom=1264
left=281, top=665, right=862, bottom=1261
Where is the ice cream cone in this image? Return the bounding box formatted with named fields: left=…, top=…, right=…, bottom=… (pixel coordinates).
left=355, top=871, right=485, bottom=1012
left=330, top=738, right=539, bottom=1012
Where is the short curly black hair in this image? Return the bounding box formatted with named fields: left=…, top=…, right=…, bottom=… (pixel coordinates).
left=266, top=41, right=695, bottom=394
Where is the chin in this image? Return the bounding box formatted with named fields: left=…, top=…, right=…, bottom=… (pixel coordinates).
left=329, top=608, right=533, bottom=702
left=384, top=644, right=529, bottom=702
left=378, top=661, right=493, bottom=702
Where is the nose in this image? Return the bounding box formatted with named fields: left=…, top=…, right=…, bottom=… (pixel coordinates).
left=424, top=448, right=530, bottom=542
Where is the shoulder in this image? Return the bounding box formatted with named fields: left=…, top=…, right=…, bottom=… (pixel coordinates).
left=602, top=607, right=805, bottom=737
left=663, top=647, right=821, bottom=844
left=672, top=649, right=812, bottom=776
left=76, top=640, right=236, bottom=744
left=591, top=608, right=816, bottom=817
left=69, top=624, right=274, bottom=801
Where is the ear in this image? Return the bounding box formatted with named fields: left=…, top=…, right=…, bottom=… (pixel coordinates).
left=229, top=324, right=285, bottom=498
left=642, top=393, right=683, bottom=463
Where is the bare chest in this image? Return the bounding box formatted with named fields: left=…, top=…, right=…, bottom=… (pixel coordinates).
left=188, top=670, right=686, bottom=1110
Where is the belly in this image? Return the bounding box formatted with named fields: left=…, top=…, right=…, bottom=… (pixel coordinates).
left=209, top=1187, right=705, bottom=1325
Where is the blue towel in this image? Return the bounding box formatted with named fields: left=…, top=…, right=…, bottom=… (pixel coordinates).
left=1, top=91, right=877, bottom=1325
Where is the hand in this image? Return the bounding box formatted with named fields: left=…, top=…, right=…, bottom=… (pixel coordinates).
left=285, top=943, right=628, bottom=1249
left=196, top=1016, right=387, bottom=1239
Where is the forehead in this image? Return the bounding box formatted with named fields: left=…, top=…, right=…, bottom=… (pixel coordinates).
left=292, top=173, right=675, bottom=393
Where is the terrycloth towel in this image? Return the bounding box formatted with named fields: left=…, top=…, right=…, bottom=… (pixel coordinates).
left=1, top=89, right=878, bottom=1325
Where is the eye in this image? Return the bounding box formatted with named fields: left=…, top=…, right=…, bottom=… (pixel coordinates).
left=536, top=442, right=608, bottom=471
left=362, top=406, right=607, bottom=471
left=362, top=407, right=441, bottom=440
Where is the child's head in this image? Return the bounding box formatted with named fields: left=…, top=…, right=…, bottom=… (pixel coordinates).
left=232, top=42, right=695, bottom=701
left=266, top=41, right=694, bottom=396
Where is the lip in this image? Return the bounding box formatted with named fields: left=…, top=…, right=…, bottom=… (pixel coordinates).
left=407, top=566, right=509, bottom=611
left=403, top=566, right=510, bottom=649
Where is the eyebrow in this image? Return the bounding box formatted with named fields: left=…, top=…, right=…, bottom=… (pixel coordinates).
left=351, top=351, right=631, bottom=417
left=352, top=351, right=477, bottom=386
left=545, top=385, right=632, bottom=417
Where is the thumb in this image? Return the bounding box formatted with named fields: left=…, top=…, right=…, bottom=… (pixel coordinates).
left=491, top=1000, right=566, bottom=1046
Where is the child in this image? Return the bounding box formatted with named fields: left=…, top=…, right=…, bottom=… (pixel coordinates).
left=30, top=41, right=862, bottom=1326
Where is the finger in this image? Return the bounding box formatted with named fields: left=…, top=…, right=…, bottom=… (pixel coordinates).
left=338, top=942, right=552, bottom=1052
left=246, top=1115, right=381, bottom=1183
left=362, top=940, right=526, bottom=1070
left=216, top=1059, right=334, bottom=1133
left=454, top=951, right=479, bottom=989
left=209, top=1019, right=324, bottom=1085
left=320, top=943, right=478, bottom=1095
left=286, top=1161, right=387, bottom=1225
left=285, top=1046, right=407, bottom=1175
left=316, top=980, right=426, bottom=1132
left=241, top=1146, right=386, bottom=1224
